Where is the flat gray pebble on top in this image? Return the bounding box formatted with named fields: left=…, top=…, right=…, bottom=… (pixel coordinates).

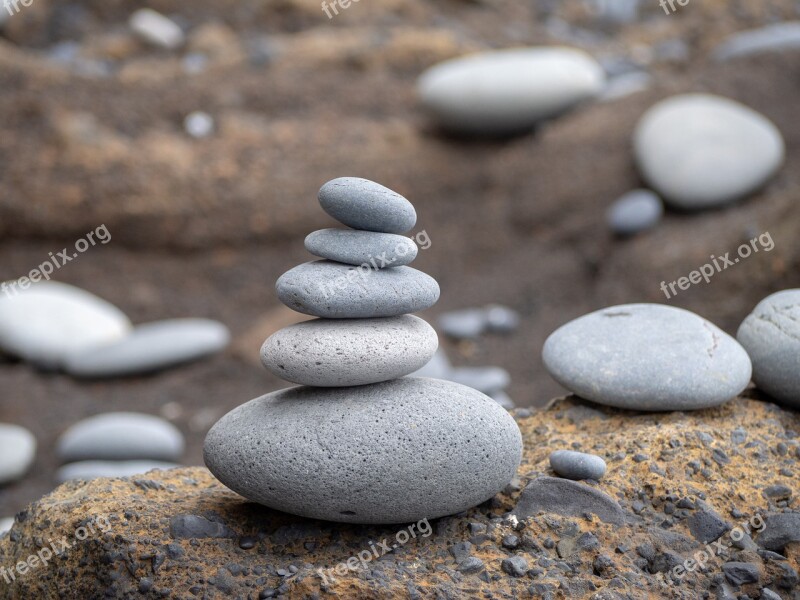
left=543, top=303, right=752, bottom=411
left=260, top=315, right=438, bottom=387
left=737, top=289, right=800, bottom=409
left=204, top=377, right=522, bottom=524
left=550, top=450, right=607, bottom=481
left=64, top=319, right=230, bottom=379
left=56, top=460, right=179, bottom=483
left=57, top=412, right=185, bottom=463
left=304, top=228, right=417, bottom=268
left=0, top=424, right=36, bottom=485
left=318, top=177, right=416, bottom=234
left=276, top=260, right=439, bottom=319
left=606, top=189, right=663, bottom=236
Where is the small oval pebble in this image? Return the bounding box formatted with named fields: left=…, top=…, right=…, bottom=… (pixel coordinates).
left=0, top=281, right=131, bottom=369
left=606, top=189, right=663, bottom=235
left=304, top=229, right=418, bottom=268
left=543, top=304, right=752, bottom=411
left=204, top=378, right=522, bottom=524
left=57, top=460, right=179, bottom=483
left=417, top=47, right=605, bottom=136
left=550, top=450, right=607, bottom=481
left=634, top=94, right=784, bottom=209
left=57, top=412, right=185, bottom=463
left=318, top=178, right=416, bottom=234
left=0, top=424, right=36, bottom=484
left=64, top=319, right=230, bottom=378
left=737, top=289, right=800, bottom=409
left=261, top=315, right=438, bottom=387
left=276, top=260, right=439, bottom=318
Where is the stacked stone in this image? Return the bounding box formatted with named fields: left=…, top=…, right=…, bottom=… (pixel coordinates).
left=204, top=177, right=522, bottom=525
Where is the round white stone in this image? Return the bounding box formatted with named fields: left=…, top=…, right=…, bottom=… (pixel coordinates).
left=261, top=315, right=438, bottom=387
left=417, top=47, right=605, bottom=135
left=0, top=424, right=36, bottom=485
left=0, top=281, right=132, bottom=369
left=633, top=94, right=785, bottom=209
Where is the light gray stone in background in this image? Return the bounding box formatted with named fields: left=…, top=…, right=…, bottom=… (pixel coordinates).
left=129, top=8, right=185, bottom=49
left=737, top=289, right=800, bottom=409
left=606, top=189, right=663, bottom=235
left=204, top=378, right=522, bottom=524
left=184, top=111, right=214, bottom=138
left=261, top=315, right=438, bottom=387
left=438, top=308, right=486, bottom=339
left=56, top=461, right=179, bottom=483
left=318, top=178, right=416, bottom=234
left=489, top=390, right=516, bottom=410
left=64, top=319, right=230, bottom=378
left=276, top=261, right=439, bottom=318
left=447, top=366, right=511, bottom=394
left=633, top=94, right=785, bottom=210
left=0, top=424, right=36, bottom=485
left=550, top=450, right=607, bottom=481
left=57, top=412, right=185, bottom=463
left=417, top=47, right=605, bottom=136
left=411, top=348, right=451, bottom=379
left=600, top=71, right=652, bottom=102
left=304, top=228, right=418, bottom=268
left=713, top=22, right=800, bottom=61
left=543, top=304, right=752, bottom=411
left=0, top=281, right=132, bottom=369
left=486, top=304, right=520, bottom=333
left=0, top=518, right=13, bottom=537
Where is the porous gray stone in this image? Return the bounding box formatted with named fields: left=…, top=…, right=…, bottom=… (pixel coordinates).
left=634, top=94, right=784, bottom=209
left=756, top=512, right=800, bottom=552
left=56, top=460, right=179, bottom=483
left=204, top=378, right=523, bottom=524
left=737, top=289, right=800, bottom=409
left=260, top=315, right=438, bottom=387
left=276, top=260, right=439, bottom=319
left=0, top=424, right=36, bottom=485
left=56, top=412, right=185, bottom=463
left=542, top=303, right=752, bottom=411
left=304, top=228, right=418, bottom=268
left=549, top=450, right=607, bottom=481
left=318, top=178, right=416, bottom=234
left=64, top=319, right=230, bottom=378
left=606, top=189, right=663, bottom=236
left=512, top=476, right=625, bottom=525
left=417, top=47, right=605, bottom=136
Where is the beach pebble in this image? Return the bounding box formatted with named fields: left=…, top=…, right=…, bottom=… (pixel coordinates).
left=0, top=281, right=131, bottom=369
left=513, top=476, right=625, bottom=525
left=0, top=424, right=36, bottom=485
left=489, top=390, right=516, bottom=410
left=204, top=378, right=522, bottom=524
left=447, top=366, right=510, bottom=394
left=129, top=8, right=185, bottom=50
left=549, top=450, right=607, bottom=481
left=261, top=315, right=438, bottom=387
left=64, top=319, right=230, bottom=379
left=304, top=229, right=418, bottom=268
left=318, top=178, right=416, bottom=234
left=543, top=304, right=752, bottom=411
left=0, top=518, right=13, bottom=536
left=56, top=460, right=179, bottom=483
left=184, top=111, right=214, bottom=138
left=417, top=47, right=605, bottom=136
left=737, top=289, right=800, bottom=409
left=276, top=261, right=439, bottom=318
left=713, top=22, right=800, bottom=61
left=438, top=308, right=487, bottom=339
left=606, top=189, right=663, bottom=235
left=634, top=94, right=784, bottom=209
left=57, top=412, right=185, bottom=463
left=411, top=348, right=451, bottom=379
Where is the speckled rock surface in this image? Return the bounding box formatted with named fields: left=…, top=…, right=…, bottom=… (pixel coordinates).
left=1, top=394, right=798, bottom=599
left=304, top=228, right=418, bottom=268
left=276, top=260, right=440, bottom=318
left=204, top=378, right=522, bottom=524
left=260, top=316, right=438, bottom=387
left=318, top=178, right=416, bottom=234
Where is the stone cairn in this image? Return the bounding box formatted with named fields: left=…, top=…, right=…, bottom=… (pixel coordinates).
left=204, top=177, right=522, bottom=524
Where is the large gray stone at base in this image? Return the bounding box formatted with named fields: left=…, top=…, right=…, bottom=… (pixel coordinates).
left=304, top=228, right=417, bottom=268
left=260, top=315, right=438, bottom=387
left=512, top=476, right=625, bottom=525
left=276, top=260, right=439, bottom=318
left=318, top=177, right=416, bottom=234
left=542, top=303, right=752, bottom=411
left=737, top=289, right=800, bottom=409
left=204, top=378, right=522, bottom=524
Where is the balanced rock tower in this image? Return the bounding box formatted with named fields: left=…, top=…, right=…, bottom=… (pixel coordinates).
left=205, top=177, right=522, bottom=524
